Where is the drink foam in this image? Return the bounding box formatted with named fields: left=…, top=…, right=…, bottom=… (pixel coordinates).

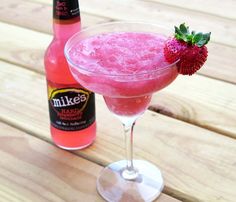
left=69, top=32, right=170, bottom=75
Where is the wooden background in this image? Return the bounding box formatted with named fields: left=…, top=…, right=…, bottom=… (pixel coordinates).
left=0, top=0, right=235, bottom=201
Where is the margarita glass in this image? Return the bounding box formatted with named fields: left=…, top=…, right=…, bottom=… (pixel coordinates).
left=65, top=22, right=178, bottom=202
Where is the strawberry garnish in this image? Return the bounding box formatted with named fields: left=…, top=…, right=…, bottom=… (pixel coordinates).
left=164, top=23, right=211, bottom=75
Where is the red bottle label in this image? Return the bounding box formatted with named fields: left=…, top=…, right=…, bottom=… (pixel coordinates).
left=47, top=82, right=95, bottom=131
left=53, top=0, right=80, bottom=20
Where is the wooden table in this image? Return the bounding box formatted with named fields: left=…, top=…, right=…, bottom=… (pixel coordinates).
left=0, top=0, right=236, bottom=201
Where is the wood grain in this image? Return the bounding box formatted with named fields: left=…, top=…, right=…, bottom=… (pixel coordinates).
left=0, top=0, right=111, bottom=34
left=0, top=61, right=236, bottom=202
left=0, top=122, right=180, bottom=202
left=198, top=43, right=236, bottom=84
left=1, top=0, right=235, bottom=84
left=30, top=0, right=236, bottom=21
left=0, top=22, right=50, bottom=73
left=150, top=75, right=236, bottom=139
left=82, top=0, right=236, bottom=47
left=149, top=0, right=236, bottom=20
left=0, top=124, right=103, bottom=202
left=0, top=22, right=235, bottom=139
left=29, top=0, right=236, bottom=47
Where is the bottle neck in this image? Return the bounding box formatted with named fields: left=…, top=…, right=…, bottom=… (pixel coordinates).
left=53, top=0, right=81, bottom=41
left=53, top=18, right=81, bottom=41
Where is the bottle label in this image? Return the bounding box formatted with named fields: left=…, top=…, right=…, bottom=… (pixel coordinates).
left=47, top=82, right=95, bottom=131
left=53, top=0, right=80, bottom=20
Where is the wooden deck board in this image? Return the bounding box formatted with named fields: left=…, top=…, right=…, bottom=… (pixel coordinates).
left=0, top=0, right=111, bottom=34
left=149, top=0, right=236, bottom=20
left=0, top=22, right=235, bottom=139
left=150, top=75, right=236, bottom=139
left=0, top=61, right=236, bottom=202
left=198, top=43, right=236, bottom=84
left=0, top=123, right=103, bottom=202
left=0, top=122, right=180, bottom=202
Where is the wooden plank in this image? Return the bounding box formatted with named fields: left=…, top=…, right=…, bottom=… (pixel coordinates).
left=0, top=61, right=236, bottom=202
left=149, top=0, right=236, bottom=20
left=81, top=0, right=236, bottom=47
left=0, top=22, right=50, bottom=73
left=0, top=1, right=235, bottom=84
left=198, top=43, right=236, bottom=84
left=0, top=122, right=180, bottom=202
left=0, top=124, right=103, bottom=202
left=0, top=0, right=111, bottom=34
left=0, top=22, right=235, bottom=139
left=150, top=75, right=236, bottom=139
left=29, top=0, right=236, bottom=47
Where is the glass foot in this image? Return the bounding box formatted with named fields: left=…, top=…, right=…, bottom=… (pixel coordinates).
left=97, top=160, right=164, bottom=202
left=55, top=140, right=94, bottom=150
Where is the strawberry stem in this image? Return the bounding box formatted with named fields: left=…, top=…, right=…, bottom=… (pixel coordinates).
left=174, top=23, right=211, bottom=47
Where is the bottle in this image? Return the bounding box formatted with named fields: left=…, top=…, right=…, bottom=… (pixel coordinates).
left=44, top=0, right=96, bottom=150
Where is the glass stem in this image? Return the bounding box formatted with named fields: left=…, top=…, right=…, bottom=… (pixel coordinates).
left=122, top=120, right=138, bottom=180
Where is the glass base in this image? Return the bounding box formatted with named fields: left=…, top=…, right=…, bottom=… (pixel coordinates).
left=55, top=140, right=94, bottom=150
left=97, top=160, right=164, bottom=202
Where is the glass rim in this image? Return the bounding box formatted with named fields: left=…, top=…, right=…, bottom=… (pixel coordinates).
left=64, top=21, right=179, bottom=77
